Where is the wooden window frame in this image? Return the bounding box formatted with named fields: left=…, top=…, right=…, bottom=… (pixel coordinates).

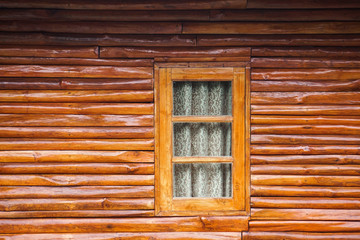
left=155, top=63, right=250, bottom=216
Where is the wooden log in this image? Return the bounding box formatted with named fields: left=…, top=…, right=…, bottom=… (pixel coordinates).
left=183, top=22, right=360, bottom=34
left=0, top=198, right=154, bottom=211
left=251, top=80, right=360, bottom=92
left=0, top=127, right=154, bottom=139
left=210, top=9, right=360, bottom=21
left=0, top=9, right=209, bottom=21
left=247, top=0, right=360, bottom=9
left=0, top=65, right=152, bottom=78
left=197, top=35, right=360, bottom=47
left=0, top=0, right=247, bottom=10
left=0, top=57, right=153, bottom=66
left=0, top=174, right=154, bottom=186
left=0, top=139, right=154, bottom=150
left=0, top=90, right=153, bottom=103
left=252, top=175, right=360, bottom=187
left=0, top=114, right=153, bottom=127
left=243, top=232, right=360, bottom=240
left=0, top=46, right=98, bottom=58
left=0, top=186, right=154, bottom=198
left=0, top=33, right=197, bottom=47
left=251, top=145, right=360, bottom=155
left=0, top=232, right=243, bottom=240
left=252, top=47, right=360, bottom=57
left=0, top=21, right=182, bottom=34
left=0, top=216, right=248, bottom=233
left=251, top=58, right=360, bottom=68
left=251, top=125, right=360, bottom=135
left=0, top=151, right=154, bottom=163
left=0, top=163, right=154, bottom=175
left=0, top=103, right=153, bottom=114
left=249, top=220, right=360, bottom=232
left=251, top=209, right=360, bottom=221
left=252, top=69, right=360, bottom=80
left=251, top=92, right=360, bottom=104
left=251, top=105, right=360, bottom=116
left=252, top=164, right=360, bottom=175
left=251, top=197, right=360, bottom=209
left=0, top=78, right=153, bottom=90
left=251, top=155, right=360, bottom=165
left=251, top=135, right=360, bottom=145
left=0, top=210, right=154, bottom=218
left=252, top=115, right=360, bottom=125
left=251, top=186, right=360, bottom=197
left=100, top=47, right=251, bottom=58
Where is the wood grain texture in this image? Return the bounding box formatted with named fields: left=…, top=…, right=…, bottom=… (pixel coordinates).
left=252, top=115, right=360, bottom=125
left=243, top=232, right=360, bottom=240
left=0, top=151, right=154, bottom=163
left=251, top=58, right=360, bottom=68
left=251, top=155, right=360, bottom=165
left=251, top=125, right=360, bottom=135
left=0, top=46, right=98, bottom=58
left=252, top=69, right=360, bottom=80
left=252, top=47, right=360, bottom=57
left=252, top=164, right=360, bottom=175
left=247, top=0, right=360, bottom=9
left=252, top=186, right=360, bottom=197
left=251, top=145, right=360, bottom=155
left=0, top=186, right=154, bottom=198
left=0, top=65, right=152, bottom=78
left=251, top=135, right=360, bottom=145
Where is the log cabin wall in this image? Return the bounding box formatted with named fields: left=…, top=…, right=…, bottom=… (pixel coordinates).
left=0, top=0, right=359, bottom=239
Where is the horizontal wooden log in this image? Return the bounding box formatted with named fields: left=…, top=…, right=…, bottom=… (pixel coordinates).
left=0, top=210, right=154, bottom=218
left=243, top=232, right=360, bottom=240
left=0, top=21, right=182, bottom=34
left=251, top=197, right=360, bottom=209
left=251, top=145, right=360, bottom=155
left=251, top=80, right=360, bottom=92
left=0, top=127, right=154, bottom=139
left=183, top=22, right=360, bottom=34
left=252, top=47, right=360, bottom=57
left=252, top=175, right=360, bottom=187
left=100, top=47, right=250, bottom=58
left=0, top=9, right=209, bottom=21
left=251, top=125, right=360, bottom=135
left=0, top=33, right=196, bottom=46
left=0, top=78, right=154, bottom=90
left=0, top=57, right=153, bottom=66
left=211, top=9, right=360, bottom=21
left=0, top=198, right=154, bottom=211
left=251, top=155, right=360, bottom=165
left=251, top=135, right=360, bottom=145
left=0, top=186, right=154, bottom=198
left=0, top=114, right=153, bottom=127
left=0, top=151, right=154, bottom=163
left=0, top=0, right=247, bottom=10
left=0, top=232, right=243, bottom=240
left=0, top=163, right=154, bottom=175
left=252, top=115, right=360, bottom=125
left=0, top=65, right=152, bottom=78
left=0, top=90, right=153, bottom=103
left=0, top=216, right=248, bottom=233
left=198, top=35, right=360, bottom=47
left=0, top=103, right=153, bottom=115
left=251, top=186, right=360, bottom=197
left=251, top=92, right=360, bottom=105
left=0, top=46, right=97, bottom=58
left=252, top=164, right=360, bottom=175
left=247, top=0, right=360, bottom=8
left=0, top=174, right=154, bottom=186
left=249, top=220, right=360, bottom=232
left=252, top=69, right=360, bottom=80
left=252, top=58, right=360, bottom=68
left=251, top=209, right=360, bottom=221
left=251, top=105, right=360, bottom=116
left=0, top=139, right=154, bottom=150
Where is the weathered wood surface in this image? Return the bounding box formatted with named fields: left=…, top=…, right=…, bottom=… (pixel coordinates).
left=251, top=135, right=360, bottom=145
left=251, top=58, right=360, bottom=68
left=247, top=0, right=360, bottom=9
left=251, top=155, right=360, bottom=165
left=252, top=116, right=360, bottom=125
left=243, top=232, right=360, bottom=240
left=251, top=105, right=360, bottom=115
left=252, top=164, right=360, bottom=175
left=0, top=46, right=98, bottom=58
left=252, top=186, right=360, bottom=197
left=252, top=47, right=360, bottom=57
left=251, top=145, right=360, bottom=155
left=0, top=151, right=154, bottom=163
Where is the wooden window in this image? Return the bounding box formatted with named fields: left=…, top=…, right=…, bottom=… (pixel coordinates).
left=155, top=66, right=249, bottom=216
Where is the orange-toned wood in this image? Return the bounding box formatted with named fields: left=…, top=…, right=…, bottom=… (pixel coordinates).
left=252, top=115, right=360, bottom=125
left=251, top=155, right=360, bottom=165
left=252, top=186, right=360, bottom=197
left=251, top=58, right=360, bottom=68
left=252, top=47, right=360, bottom=57
left=251, top=145, right=360, bottom=155
left=243, top=232, right=360, bottom=240
left=171, top=67, right=234, bottom=80
left=252, top=164, right=360, bottom=175
left=251, top=135, right=360, bottom=145
left=251, top=125, right=360, bottom=135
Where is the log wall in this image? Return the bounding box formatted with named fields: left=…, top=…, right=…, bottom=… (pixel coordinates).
left=0, top=0, right=359, bottom=239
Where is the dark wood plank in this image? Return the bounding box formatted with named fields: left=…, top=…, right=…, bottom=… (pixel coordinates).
left=252, top=58, right=360, bottom=68
left=252, top=47, right=360, bottom=57
left=252, top=69, right=360, bottom=80
left=0, top=46, right=98, bottom=58
left=247, top=0, right=360, bottom=9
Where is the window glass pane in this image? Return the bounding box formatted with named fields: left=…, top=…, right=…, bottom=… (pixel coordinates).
left=173, top=81, right=232, bottom=116
left=173, top=163, right=232, bottom=198
left=173, top=122, right=231, bottom=157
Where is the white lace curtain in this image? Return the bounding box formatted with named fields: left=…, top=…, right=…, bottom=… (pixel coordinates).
left=173, top=82, right=232, bottom=198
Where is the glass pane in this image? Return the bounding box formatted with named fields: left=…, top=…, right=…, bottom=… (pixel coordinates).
left=173, top=163, right=232, bottom=198
left=173, top=81, right=232, bottom=116
left=173, top=122, right=231, bottom=157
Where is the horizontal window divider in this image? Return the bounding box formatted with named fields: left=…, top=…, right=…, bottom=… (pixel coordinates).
left=172, top=78, right=233, bottom=82
left=172, top=116, right=233, bottom=122
left=172, top=157, right=233, bottom=163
